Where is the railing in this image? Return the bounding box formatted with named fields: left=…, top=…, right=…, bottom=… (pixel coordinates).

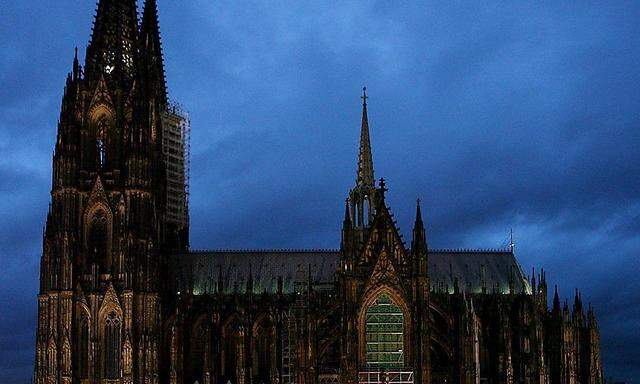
left=358, top=370, right=414, bottom=384
left=319, top=372, right=340, bottom=384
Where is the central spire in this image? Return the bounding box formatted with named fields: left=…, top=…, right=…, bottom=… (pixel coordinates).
left=356, top=87, right=375, bottom=188
left=349, top=88, right=378, bottom=229
left=85, top=0, right=140, bottom=81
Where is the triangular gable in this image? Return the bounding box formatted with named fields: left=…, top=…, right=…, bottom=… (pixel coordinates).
left=358, top=199, right=407, bottom=267
left=88, top=75, right=114, bottom=118
left=88, top=176, right=109, bottom=207
left=365, top=248, right=401, bottom=291
left=99, top=282, right=122, bottom=317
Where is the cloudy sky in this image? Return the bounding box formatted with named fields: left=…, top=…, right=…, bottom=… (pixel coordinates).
left=1, top=1, right=639, bottom=382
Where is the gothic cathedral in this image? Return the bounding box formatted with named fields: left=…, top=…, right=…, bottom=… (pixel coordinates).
left=35, top=2, right=605, bottom=384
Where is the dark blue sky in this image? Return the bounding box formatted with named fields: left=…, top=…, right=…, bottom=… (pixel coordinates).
left=1, top=1, right=639, bottom=382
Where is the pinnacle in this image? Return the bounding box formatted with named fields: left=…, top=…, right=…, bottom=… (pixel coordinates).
left=343, top=198, right=351, bottom=225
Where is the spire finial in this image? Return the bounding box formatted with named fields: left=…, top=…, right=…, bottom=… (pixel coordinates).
left=361, top=86, right=368, bottom=105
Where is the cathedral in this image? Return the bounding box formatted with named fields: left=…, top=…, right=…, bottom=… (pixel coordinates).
left=34, top=1, right=605, bottom=384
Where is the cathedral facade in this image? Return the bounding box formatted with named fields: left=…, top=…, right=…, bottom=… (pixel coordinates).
left=34, top=2, right=605, bottom=384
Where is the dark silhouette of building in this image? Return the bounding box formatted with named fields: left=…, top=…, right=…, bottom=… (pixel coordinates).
left=34, top=2, right=605, bottom=384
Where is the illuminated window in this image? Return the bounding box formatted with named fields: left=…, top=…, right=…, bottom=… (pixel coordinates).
left=96, top=117, right=109, bottom=167
left=365, top=293, right=404, bottom=369
left=97, top=139, right=106, bottom=167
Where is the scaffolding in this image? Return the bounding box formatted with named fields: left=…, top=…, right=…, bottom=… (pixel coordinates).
left=281, top=311, right=296, bottom=384
left=358, top=371, right=414, bottom=384
left=161, top=102, right=191, bottom=230
left=365, top=294, right=405, bottom=369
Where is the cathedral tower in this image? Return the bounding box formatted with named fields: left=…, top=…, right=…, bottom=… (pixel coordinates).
left=34, top=1, right=187, bottom=383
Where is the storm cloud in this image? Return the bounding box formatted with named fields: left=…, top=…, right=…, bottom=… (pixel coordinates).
left=1, top=1, right=638, bottom=382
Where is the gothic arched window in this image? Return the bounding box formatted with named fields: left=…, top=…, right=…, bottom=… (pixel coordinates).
left=88, top=210, right=109, bottom=270
left=104, top=311, right=121, bottom=379
left=364, top=293, right=405, bottom=369
left=96, top=117, right=109, bottom=168
left=78, top=316, right=90, bottom=378
left=188, top=323, right=206, bottom=384
left=223, top=318, right=243, bottom=384
left=253, top=319, right=274, bottom=384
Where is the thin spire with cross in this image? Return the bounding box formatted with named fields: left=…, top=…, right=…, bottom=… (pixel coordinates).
left=356, top=86, right=374, bottom=188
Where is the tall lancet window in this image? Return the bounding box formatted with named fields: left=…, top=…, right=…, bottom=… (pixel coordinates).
left=78, top=317, right=90, bottom=378
left=104, top=311, right=122, bottom=379
left=253, top=319, right=274, bottom=384
left=365, top=294, right=405, bottom=369
left=88, top=210, right=109, bottom=270
left=96, top=117, right=109, bottom=168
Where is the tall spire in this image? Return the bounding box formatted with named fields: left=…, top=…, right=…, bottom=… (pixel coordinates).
left=85, top=0, right=139, bottom=81
left=356, top=87, right=375, bottom=188
left=141, top=0, right=168, bottom=105
left=348, top=87, right=378, bottom=229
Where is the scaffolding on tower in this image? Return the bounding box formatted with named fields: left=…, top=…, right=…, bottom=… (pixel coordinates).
left=161, top=101, right=191, bottom=231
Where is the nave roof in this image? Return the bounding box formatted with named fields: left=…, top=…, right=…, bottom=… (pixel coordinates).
left=170, top=248, right=530, bottom=295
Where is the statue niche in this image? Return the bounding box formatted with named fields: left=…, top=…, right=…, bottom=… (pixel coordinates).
left=96, top=116, right=109, bottom=168
left=89, top=105, right=114, bottom=170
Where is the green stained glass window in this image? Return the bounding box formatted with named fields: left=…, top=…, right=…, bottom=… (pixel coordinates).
left=365, top=293, right=404, bottom=369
